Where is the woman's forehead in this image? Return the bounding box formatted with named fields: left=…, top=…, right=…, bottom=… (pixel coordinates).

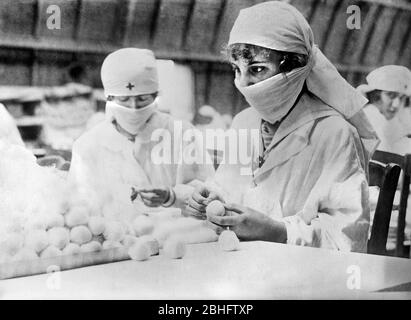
left=115, top=94, right=152, bottom=98
left=230, top=52, right=272, bottom=65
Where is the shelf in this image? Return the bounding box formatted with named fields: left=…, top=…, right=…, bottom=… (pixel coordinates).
left=15, top=116, right=45, bottom=127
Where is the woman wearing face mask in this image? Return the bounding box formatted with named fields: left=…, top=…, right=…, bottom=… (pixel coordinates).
left=358, top=65, right=411, bottom=155
left=69, top=48, right=214, bottom=215
left=185, top=1, right=379, bottom=252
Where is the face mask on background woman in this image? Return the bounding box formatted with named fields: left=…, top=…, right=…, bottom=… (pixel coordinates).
left=105, top=99, right=157, bottom=135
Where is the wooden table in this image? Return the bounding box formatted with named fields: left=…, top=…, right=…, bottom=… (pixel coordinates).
left=1, top=241, right=411, bottom=299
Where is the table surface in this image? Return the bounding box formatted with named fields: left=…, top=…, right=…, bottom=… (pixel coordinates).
left=1, top=241, right=411, bottom=299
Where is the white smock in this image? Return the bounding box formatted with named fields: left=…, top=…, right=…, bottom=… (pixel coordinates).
left=206, top=1, right=379, bottom=252
left=69, top=109, right=215, bottom=217
left=363, top=103, right=411, bottom=155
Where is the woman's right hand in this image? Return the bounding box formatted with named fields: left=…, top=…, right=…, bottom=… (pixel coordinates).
left=183, top=185, right=223, bottom=219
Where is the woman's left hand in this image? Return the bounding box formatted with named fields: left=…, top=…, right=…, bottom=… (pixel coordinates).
left=136, top=188, right=170, bottom=207
left=207, top=203, right=287, bottom=243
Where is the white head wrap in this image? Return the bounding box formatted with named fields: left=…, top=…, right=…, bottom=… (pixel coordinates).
left=101, top=48, right=159, bottom=97
left=357, top=65, right=411, bottom=96
left=228, top=1, right=379, bottom=160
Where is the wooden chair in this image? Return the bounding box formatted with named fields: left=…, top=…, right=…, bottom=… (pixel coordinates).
left=372, top=150, right=411, bottom=257
left=368, top=160, right=401, bottom=256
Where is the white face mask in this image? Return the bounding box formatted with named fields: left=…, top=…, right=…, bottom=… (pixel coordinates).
left=105, top=100, right=157, bottom=135
left=234, top=65, right=311, bottom=123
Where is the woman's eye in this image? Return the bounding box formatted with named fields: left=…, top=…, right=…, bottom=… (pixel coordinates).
left=119, top=97, right=129, bottom=102
left=387, top=92, right=398, bottom=99
left=250, top=66, right=265, bottom=74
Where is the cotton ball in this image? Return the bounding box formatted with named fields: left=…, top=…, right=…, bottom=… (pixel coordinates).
left=25, top=217, right=47, bottom=231
left=70, top=226, right=92, bottom=245
left=88, top=216, right=106, bottom=236
left=1, top=233, right=24, bottom=256
left=132, top=215, right=154, bottom=236
left=163, top=237, right=186, bottom=259
left=12, top=248, right=38, bottom=262
left=206, top=200, right=225, bottom=218
left=47, top=227, right=70, bottom=250
left=65, top=205, right=89, bottom=227
left=218, top=230, right=240, bottom=251
left=46, top=214, right=65, bottom=229
left=0, top=251, right=12, bottom=264
left=128, top=242, right=150, bottom=261
left=138, top=235, right=159, bottom=256
left=62, top=243, right=81, bottom=255
left=102, top=240, right=123, bottom=250
left=40, top=245, right=62, bottom=259
left=121, top=235, right=139, bottom=248
left=124, top=223, right=136, bottom=237
left=80, top=241, right=102, bottom=253
left=24, top=229, right=49, bottom=254
left=3, top=216, right=24, bottom=233
left=103, top=221, right=125, bottom=242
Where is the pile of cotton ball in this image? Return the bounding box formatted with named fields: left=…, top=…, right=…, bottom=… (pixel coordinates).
left=0, top=142, right=222, bottom=265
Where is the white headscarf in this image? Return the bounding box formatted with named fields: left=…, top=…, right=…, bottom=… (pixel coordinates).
left=228, top=1, right=379, bottom=160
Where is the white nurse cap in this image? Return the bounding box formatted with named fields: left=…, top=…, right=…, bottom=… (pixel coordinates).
left=101, top=48, right=159, bottom=97
left=357, top=65, right=410, bottom=96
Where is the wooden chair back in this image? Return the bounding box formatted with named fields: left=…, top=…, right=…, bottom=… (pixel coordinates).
left=372, top=150, right=411, bottom=257
left=368, top=160, right=401, bottom=255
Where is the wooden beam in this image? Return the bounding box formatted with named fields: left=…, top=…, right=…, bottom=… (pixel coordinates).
left=360, top=0, right=411, bottom=11
left=0, top=33, right=385, bottom=74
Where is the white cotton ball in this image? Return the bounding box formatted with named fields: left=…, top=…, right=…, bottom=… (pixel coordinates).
left=121, top=235, right=139, bottom=248
left=206, top=200, right=225, bottom=218
left=1, top=233, right=24, bottom=256
left=138, top=235, right=160, bottom=256
left=25, top=217, right=47, bottom=231
left=12, top=248, right=38, bottom=262
left=4, top=216, right=24, bottom=233
left=152, top=217, right=205, bottom=245
left=88, top=216, right=106, bottom=236
left=102, top=240, right=123, bottom=250
left=163, top=237, right=186, bottom=259
left=46, top=214, right=65, bottom=229
left=70, top=226, right=92, bottom=245
left=40, top=245, right=62, bottom=259
left=25, top=229, right=49, bottom=254
left=0, top=251, right=12, bottom=264
left=132, top=215, right=155, bottom=236
left=124, top=223, right=136, bottom=237
left=62, top=243, right=81, bottom=255
left=65, top=205, right=89, bottom=227
left=80, top=241, right=102, bottom=253
left=47, top=227, right=70, bottom=250
left=103, top=221, right=125, bottom=242
left=128, top=242, right=150, bottom=261
left=218, top=230, right=240, bottom=251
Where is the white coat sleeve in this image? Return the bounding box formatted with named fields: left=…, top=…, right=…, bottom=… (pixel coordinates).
left=282, top=119, right=371, bottom=252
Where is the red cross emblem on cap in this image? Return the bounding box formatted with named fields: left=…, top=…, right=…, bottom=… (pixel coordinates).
left=126, top=82, right=135, bottom=90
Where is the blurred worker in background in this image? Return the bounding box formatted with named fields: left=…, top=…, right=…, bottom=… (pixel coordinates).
left=358, top=65, right=411, bottom=155
left=0, top=103, right=24, bottom=147
left=185, top=1, right=379, bottom=252
left=69, top=48, right=214, bottom=213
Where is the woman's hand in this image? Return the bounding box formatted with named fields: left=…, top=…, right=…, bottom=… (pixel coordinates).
left=183, top=185, right=223, bottom=219
left=136, top=187, right=170, bottom=207
left=208, top=203, right=287, bottom=243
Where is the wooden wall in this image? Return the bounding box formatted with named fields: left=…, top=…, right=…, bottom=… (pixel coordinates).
left=0, top=0, right=410, bottom=118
